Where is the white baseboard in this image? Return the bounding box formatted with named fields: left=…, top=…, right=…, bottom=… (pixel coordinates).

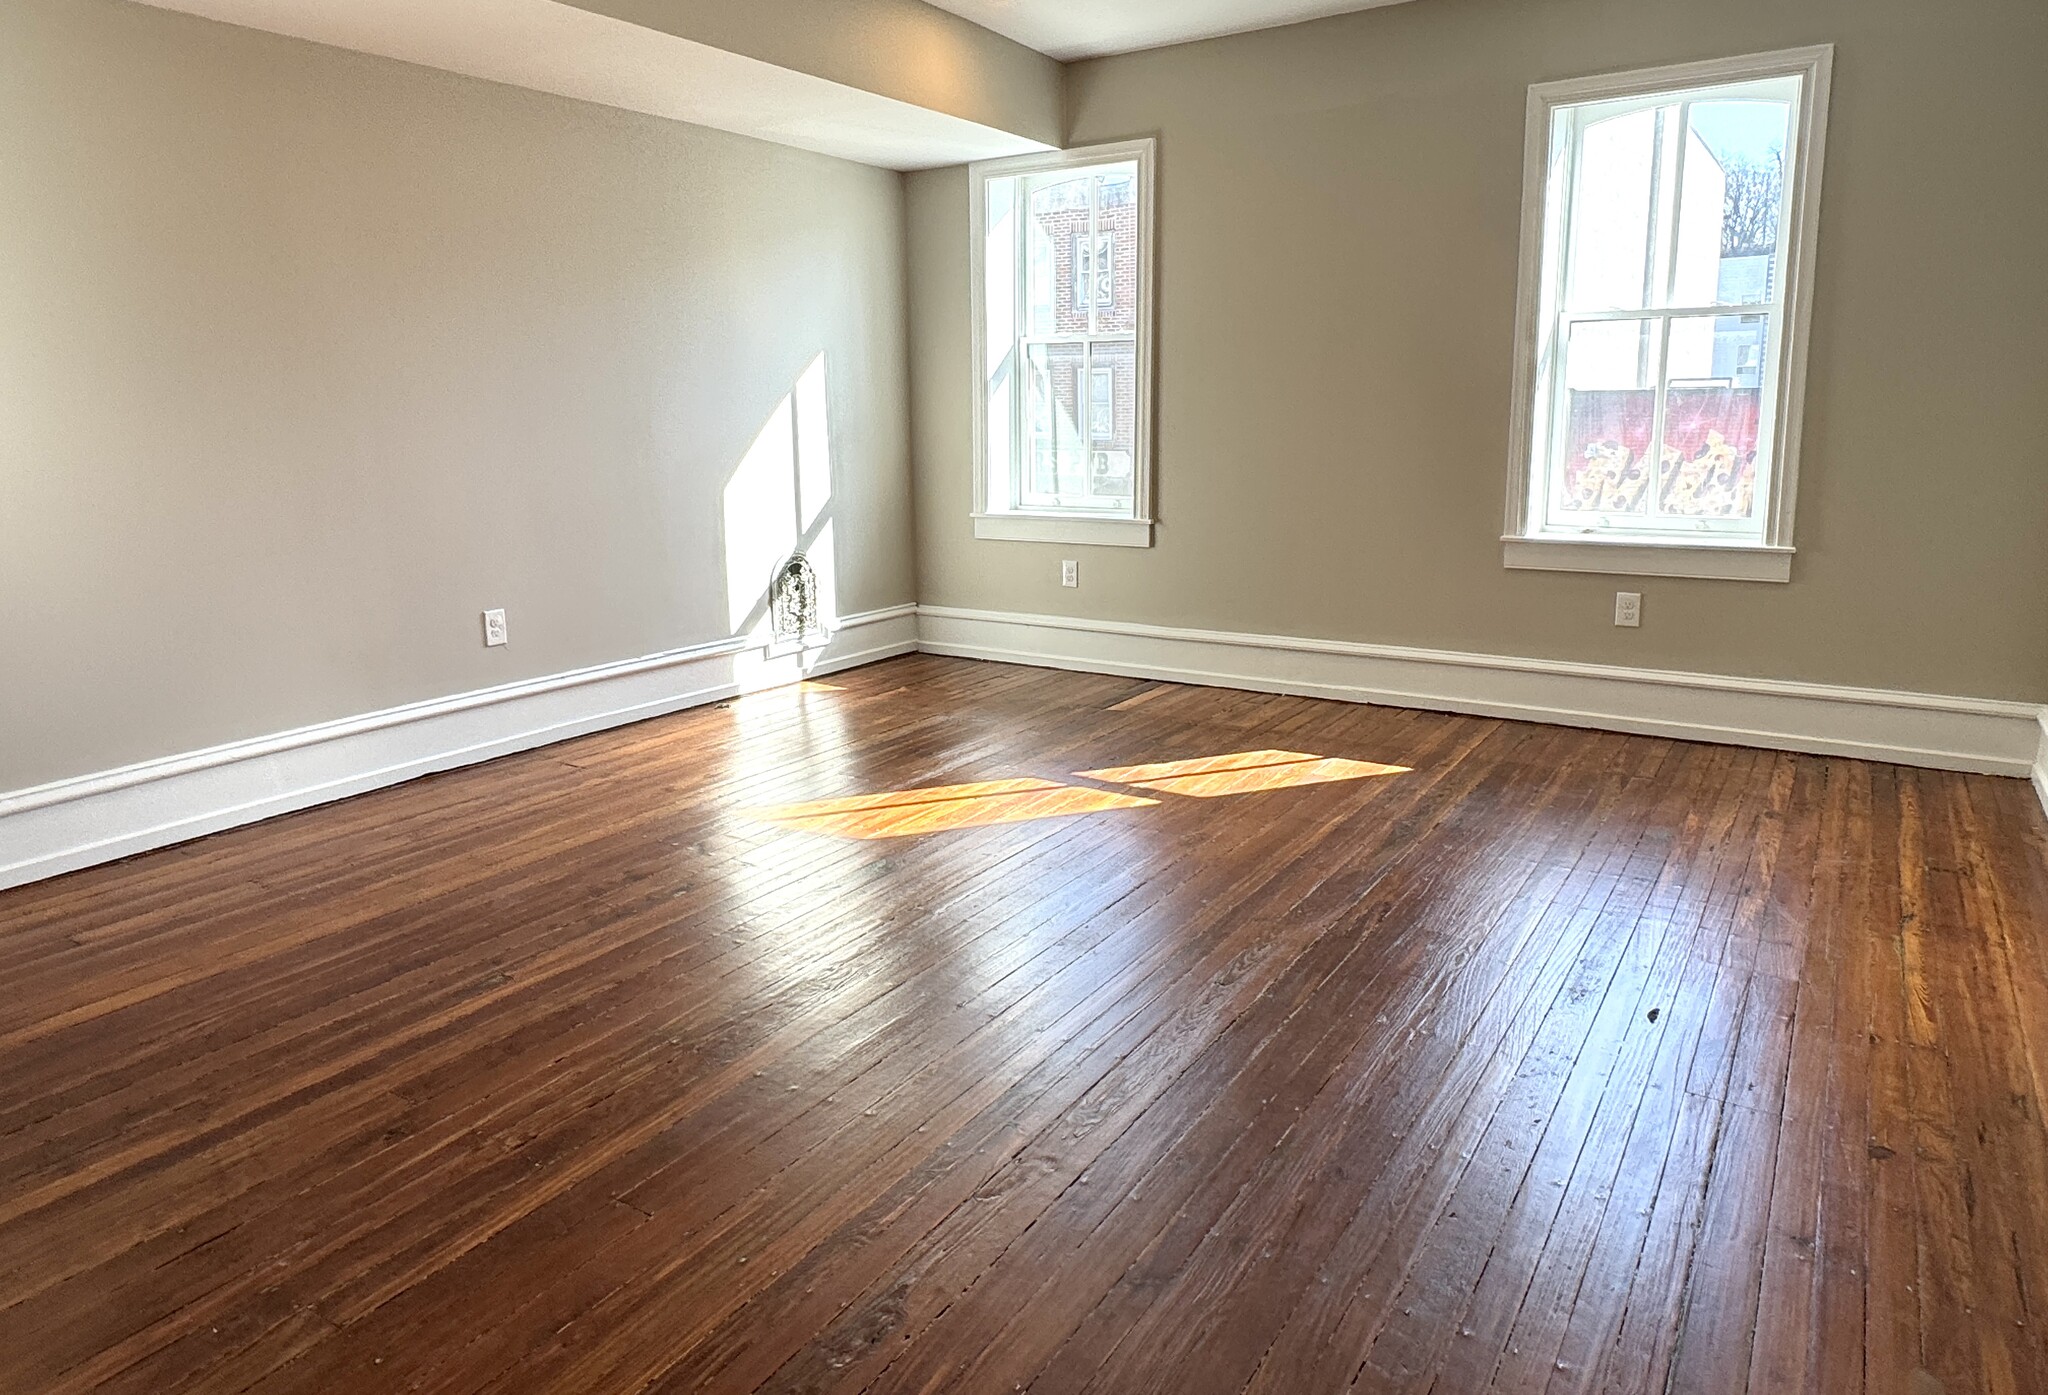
left=2034, top=712, right=2048, bottom=823
left=917, top=606, right=2045, bottom=780
left=0, top=607, right=916, bottom=892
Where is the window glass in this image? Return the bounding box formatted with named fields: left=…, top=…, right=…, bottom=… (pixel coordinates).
left=1565, top=107, right=1661, bottom=314
left=1555, top=318, right=1662, bottom=518
left=1686, top=100, right=1793, bottom=307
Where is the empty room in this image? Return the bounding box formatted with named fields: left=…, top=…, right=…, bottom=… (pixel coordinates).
left=3, top=0, right=2047, bottom=1390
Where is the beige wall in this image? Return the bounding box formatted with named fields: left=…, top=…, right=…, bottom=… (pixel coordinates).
left=0, top=0, right=916, bottom=791
left=562, top=0, right=1066, bottom=147
left=909, top=0, right=2048, bottom=703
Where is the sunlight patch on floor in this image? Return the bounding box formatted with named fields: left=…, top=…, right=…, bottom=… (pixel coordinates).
left=747, top=778, right=1157, bottom=840
left=731, top=680, right=843, bottom=708
left=1076, top=750, right=1411, bottom=798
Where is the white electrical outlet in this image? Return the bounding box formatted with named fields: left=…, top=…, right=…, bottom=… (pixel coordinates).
left=1061, top=560, right=1079, bottom=588
left=1614, top=592, right=1642, bottom=628
left=482, top=608, right=509, bottom=647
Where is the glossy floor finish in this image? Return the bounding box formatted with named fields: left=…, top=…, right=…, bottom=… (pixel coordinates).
left=4, top=655, right=2048, bottom=1395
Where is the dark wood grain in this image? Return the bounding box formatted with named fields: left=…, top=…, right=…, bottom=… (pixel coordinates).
left=2, top=654, right=2045, bottom=1395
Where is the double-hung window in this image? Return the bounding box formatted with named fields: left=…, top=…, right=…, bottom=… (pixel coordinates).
left=1504, top=48, right=1832, bottom=582
left=971, top=140, right=1156, bottom=547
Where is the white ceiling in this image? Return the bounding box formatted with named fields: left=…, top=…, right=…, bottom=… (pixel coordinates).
left=133, top=0, right=1050, bottom=169
left=923, top=0, right=1419, bottom=61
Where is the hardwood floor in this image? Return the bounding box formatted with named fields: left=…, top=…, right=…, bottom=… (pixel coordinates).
left=4, top=654, right=2047, bottom=1395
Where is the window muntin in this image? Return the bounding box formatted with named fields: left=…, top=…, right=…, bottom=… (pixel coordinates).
left=1508, top=52, right=1829, bottom=570
left=972, top=142, right=1154, bottom=536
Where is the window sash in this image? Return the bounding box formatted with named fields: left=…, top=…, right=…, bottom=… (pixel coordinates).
left=1537, top=304, right=1786, bottom=537
left=1016, top=338, right=1133, bottom=512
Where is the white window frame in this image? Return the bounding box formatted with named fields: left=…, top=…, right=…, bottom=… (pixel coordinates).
left=970, top=139, right=1157, bottom=548
left=1502, top=46, right=1833, bottom=583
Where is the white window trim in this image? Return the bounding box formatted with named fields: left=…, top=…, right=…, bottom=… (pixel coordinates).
left=972, top=514, right=1155, bottom=547
left=1502, top=46, right=1834, bottom=584
left=969, top=139, right=1157, bottom=548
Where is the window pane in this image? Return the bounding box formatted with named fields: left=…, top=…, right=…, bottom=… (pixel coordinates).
left=1680, top=99, right=1793, bottom=307
left=1565, top=107, right=1664, bottom=313
left=1661, top=315, right=1768, bottom=519
left=1087, top=341, right=1136, bottom=506
left=1554, top=318, right=1663, bottom=517
left=1669, top=118, right=1725, bottom=307
left=1024, top=173, right=1091, bottom=338
left=1092, top=165, right=1139, bottom=335
left=1023, top=341, right=1088, bottom=502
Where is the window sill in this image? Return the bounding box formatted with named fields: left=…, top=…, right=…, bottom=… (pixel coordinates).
left=1502, top=536, right=1793, bottom=583
left=974, top=513, right=1154, bottom=548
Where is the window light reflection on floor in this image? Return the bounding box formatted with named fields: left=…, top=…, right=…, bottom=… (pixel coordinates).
left=745, top=750, right=1410, bottom=841
left=746, top=778, right=1157, bottom=840
left=1076, top=750, right=1411, bottom=799
left=728, top=679, right=842, bottom=707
